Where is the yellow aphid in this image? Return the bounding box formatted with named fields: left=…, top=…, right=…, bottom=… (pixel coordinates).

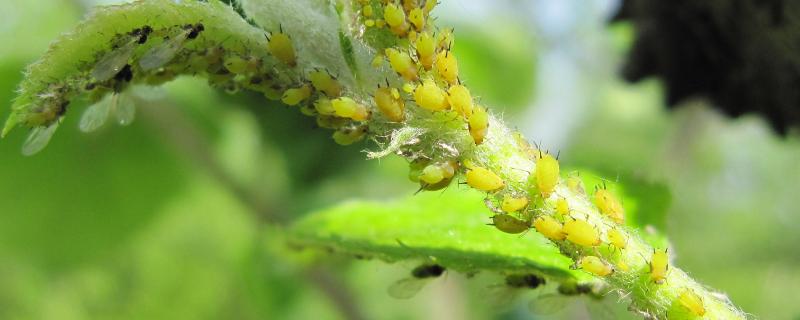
left=385, top=48, right=418, bottom=81
left=362, top=4, right=374, bottom=17
left=447, top=85, right=473, bottom=118
left=579, top=256, right=614, bottom=277
left=309, top=70, right=343, bottom=97
left=281, top=84, right=312, bottom=106
left=372, top=53, right=384, bottom=68
left=376, top=19, right=386, bottom=28
left=533, top=215, right=565, bottom=241
left=468, top=105, right=489, bottom=145
left=533, top=153, right=560, bottom=199
left=595, top=187, right=625, bottom=224
left=418, top=161, right=457, bottom=191
left=224, top=56, right=261, bottom=74
left=555, top=198, right=570, bottom=216
left=408, top=158, right=428, bottom=183
left=413, top=78, right=449, bottom=111
left=333, top=125, right=368, bottom=145
left=563, top=218, right=601, bottom=247
left=383, top=3, right=409, bottom=36
left=365, top=19, right=376, bottom=27
left=466, top=166, right=504, bottom=192
left=374, top=85, right=405, bottom=122
left=436, top=28, right=454, bottom=51
left=314, top=97, right=335, bottom=115
left=332, top=97, right=370, bottom=121
left=316, top=115, right=349, bottom=129
left=419, top=162, right=454, bottom=185
left=408, top=8, right=425, bottom=31
left=434, top=50, right=459, bottom=84
left=415, top=32, right=436, bottom=70
left=566, top=173, right=586, bottom=195
left=423, top=0, right=436, bottom=14
left=491, top=214, right=530, bottom=234
left=402, top=0, right=420, bottom=12
left=678, top=289, right=706, bottom=316
left=650, top=248, right=669, bottom=284
left=607, top=228, right=627, bottom=250
left=402, top=82, right=416, bottom=93
left=501, top=195, right=529, bottom=213
left=408, top=30, right=417, bottom=42
left=267, top=30, right=297, bottom=67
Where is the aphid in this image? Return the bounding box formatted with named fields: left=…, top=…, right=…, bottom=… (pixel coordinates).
left=616, top=260, right=630, bottom=272
left=530, top=283, right=615, bottom=319
left=562, top=217, right=601, bottom=247
left=385, top=48, right=418, bottom=81
left=491, top=214, right=530, bottom=234
left=402, top=0, right=420, bottom=12
left=533, top=215, right=565, bottom=241
left=531, top=152, right=560, bottom=199
left=649, top=248, right=669, bottom=284
left=408, top=158, right=428, bottom=183
left=92, top=27, right=152, bottom=81
left=374, top=83, right=405, bottom=122
left=387, top=264, right=445, bottom=299
left=578, top=256, right=614, bottom=277
left=223, top=55, right=261, bottom=75
left=267, top=26, right=297, bottom=67
left=313, top=97, right=336, bottom=115
left=315, top=115, right=349, bottom=129
left=606, top=228, right=627, bottom=250
left=418, top=162, right=455, bottom=185
left=677, top=288, right=706, bottom=316
left=139, top=24, right=204, bottom=71
left=415, top=31, right=436, bottom=70
left=594, top=185, right=625, bottom=224
left=407, top=30, right=418, bottom=42
left=413, top=78, right=449, bottom=111
left=281, top=84, right=312, bottom=106
left=468, top=105, right=489, bottom=144
left=423, top=0, right=437, bottom=14
left=331, top=97, right=370, bottom=121
left=555, top=198, right=570, bottom=216
left=434, top=49, right=458, bottom=84
left=375, top=19, right=387, bottom=28
left=79, top=92, right=135, bottom=132
left=364, top=19, right=376, bottom=27
left=408, top=7, right=425, bottom=31
left=383, top=3, right=409, bottom=36
left=371, top=53, right=384, bottom=68
left=501, top=194, right=529, bottom=213
left=436, top=28, right=454, bottom=51
left=309, top=69, right=343, bottom=97
left=332, top=125, right=368, bottom=145
left=488, top=274, right=546, bottom=307
left=21, top=122, right=59, bottom=156
left=566, top=172, right=586, bottom=195
left=447, top=84, right=473, bottom=118
left=362, top=4, right=374, bottom=17
left=466, top=166, right=504, bottom=192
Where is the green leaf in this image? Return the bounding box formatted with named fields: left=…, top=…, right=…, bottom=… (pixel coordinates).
left=290, top=188, right=591, bottom=282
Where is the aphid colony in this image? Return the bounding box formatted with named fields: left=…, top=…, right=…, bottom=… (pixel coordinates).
left=356, top=0, right=488, bottom=146
left=15, top=18, right=369, bottom=154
